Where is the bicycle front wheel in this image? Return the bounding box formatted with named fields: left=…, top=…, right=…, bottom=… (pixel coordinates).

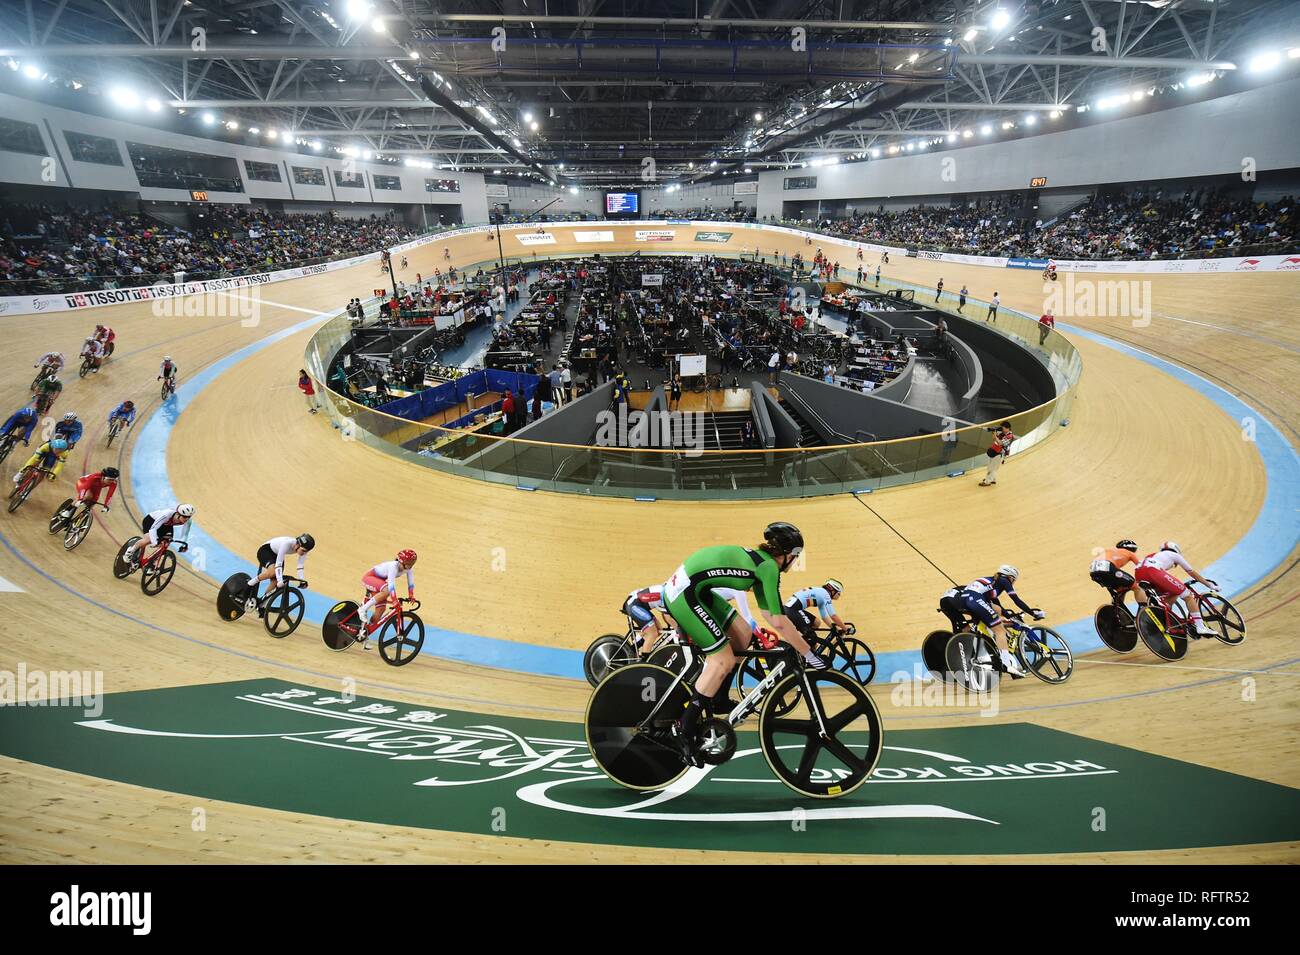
left=759, top=670, right=884, bottom=799
left=583, top=634, right=636, bottom=687
left=141, top=550, right=177, bottom=595
left=833, top=637, right=876, bottom=686
left=1199, top=593, right=1246, bottom=645
left=64, top=507, right=94, bottom=551
left=1016, top=627, right=1073, bottom=684
left=377, top=611, right=425, bottom=666
left=1136, top=604, right=1187, bottom=661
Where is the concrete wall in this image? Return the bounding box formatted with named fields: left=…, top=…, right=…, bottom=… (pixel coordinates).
left=945, top=315, right=1055, bottom=410
left=757, top=77, right=1300, bottom=218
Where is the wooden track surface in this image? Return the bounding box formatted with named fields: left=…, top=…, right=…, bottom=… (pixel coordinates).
left=1, top=223, right=1296, bottom=863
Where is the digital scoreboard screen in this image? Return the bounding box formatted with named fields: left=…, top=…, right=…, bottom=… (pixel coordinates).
left=605, top=191, right=639, bottom=215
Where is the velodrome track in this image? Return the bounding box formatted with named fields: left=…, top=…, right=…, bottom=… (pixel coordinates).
left=0, top=223, right=1297, bottom=862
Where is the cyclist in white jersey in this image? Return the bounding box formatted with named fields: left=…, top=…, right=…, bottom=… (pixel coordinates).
left=623, top=584, right=673, bottom=657
left=1134, top=541, right=1218, bottom=637
left=128, top=504, right=194, bottom=563
left=243, top=534, right=315, bottom=610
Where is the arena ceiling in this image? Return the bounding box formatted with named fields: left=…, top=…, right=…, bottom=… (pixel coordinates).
left=1, top=0, right=1297, bottom=187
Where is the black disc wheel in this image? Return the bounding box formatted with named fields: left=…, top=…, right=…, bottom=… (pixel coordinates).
left=1136, top=604, right=1187, bottom=661
left=758, top=670, right=884, bottom=799
left=322, top=601, right=360, bottom=651
left=585, top=663, right=693, bottom=792
left=217, top=573, right=250, bottom=622
left=1094, top=604, right=1137, bottom=653
left=113, top=537, right=140, bottom=579
left=944, top=631, right=1000, bottom=692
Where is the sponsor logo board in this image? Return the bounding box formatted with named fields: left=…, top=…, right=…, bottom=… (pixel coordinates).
left=694, top=231, right=733, bottom=243
left=515, top=232, right=557, bottom=246
left=635, top=230, right=676, bottom=242
left=573, top=231, right=614, bottom=243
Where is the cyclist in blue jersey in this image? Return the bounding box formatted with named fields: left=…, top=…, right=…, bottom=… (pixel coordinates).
left=53, top=412, right=83, bottom=449
left=108, top=400, right=137, bottom=430
left=938, top=565, right=1045, bottom=678
left=783, top=579, right=853, bottom=646
left=1, top=406, right=40, bottom=448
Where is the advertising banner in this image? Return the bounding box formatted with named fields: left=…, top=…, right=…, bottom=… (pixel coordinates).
left=635, top=230, right=676, bottom=242
left=694, top=231, right=733, bottom=243
left=514, top=232, right=557, bottom=246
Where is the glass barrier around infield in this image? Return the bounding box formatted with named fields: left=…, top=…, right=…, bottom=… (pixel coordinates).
left=303, top=254, right=1081, bottom=500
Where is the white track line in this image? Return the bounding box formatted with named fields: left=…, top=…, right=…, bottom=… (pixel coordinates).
left=215, top=288, right=333, bottom=317
left=0, top=574, right=23, bottom=593
left=1073, top=657, right=1300, bottom=677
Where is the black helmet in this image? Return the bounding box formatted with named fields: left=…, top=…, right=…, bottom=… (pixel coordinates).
left=763, top=522, right=804, bottom=556
left=1116, top=539, right=1137, bottom=551
left=296, top=533, right=315, bottom=551
left=102, top=466, right=120, bottom=479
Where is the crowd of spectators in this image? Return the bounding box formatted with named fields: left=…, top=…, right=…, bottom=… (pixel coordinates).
left=784, top=188, right=1297, bottom=260
left=0, top=202, right=419, bottom=294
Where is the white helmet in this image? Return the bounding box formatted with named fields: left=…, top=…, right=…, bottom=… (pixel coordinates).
left=1160, top=540, right=1181, bottom=554
left=163, top=356, right=172, bottom=362
left=997, top=564, right=1020, bottom=581
left=823, top=578, right=844, bottom=598
left=177, top=503, right=195, bottom=518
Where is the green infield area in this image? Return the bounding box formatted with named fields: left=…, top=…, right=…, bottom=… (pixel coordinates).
left=2, top=679, right=1297, bottom=855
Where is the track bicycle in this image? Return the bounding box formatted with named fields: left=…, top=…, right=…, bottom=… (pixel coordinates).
left=7, top=465, right=56, bottom=514
left=321, top=594, right=425, bottom=666
left=937, top=608, right=1073, bottom=691
left=113, top=535, right=181, bottom=596
left=218, top=572, right=308, bottom=638
left=160, top=376, right=178, bottom=400
left=106, top=416, right=131, bottom=447
left=48, top=497, right=107, bottom=551
left=585, top=640, right=885, bottom=799
left=1134, top=578, right=1245, bottom=661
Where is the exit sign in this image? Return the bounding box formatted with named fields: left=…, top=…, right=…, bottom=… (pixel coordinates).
left=190, top=190, right=209, bottom=202
left=1029, top=177, right=1048, bottom=188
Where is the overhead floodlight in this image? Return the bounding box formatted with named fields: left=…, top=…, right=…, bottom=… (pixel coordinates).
left=201, top=111, right=216, bottom=125
left=1049, top=109, right=1061, bottom=119
left=346, top=0, right=371, bottom=19
left=22, top=63, right=41, bottom=80
left=963, top=28, right=978, bottom=42
left=990, top=9, right=1011, bottom=31
left=980, top=124, right=992, bottom=135
left=1248, top=51, right=1281, bottom=73
left=529, top=121, right=539, bottom=131
left=110, top=85, right=140, bottom=108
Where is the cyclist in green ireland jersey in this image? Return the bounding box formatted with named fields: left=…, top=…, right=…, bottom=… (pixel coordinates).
left=663, top=522, right=824, bottom=756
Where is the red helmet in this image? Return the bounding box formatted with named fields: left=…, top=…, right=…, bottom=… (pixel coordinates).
left=397, top=549, right=418, bottom=565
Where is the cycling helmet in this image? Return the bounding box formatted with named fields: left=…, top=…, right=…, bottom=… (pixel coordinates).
left=763, top=521, right=804, bottom=556
left=47, top=374, right=59, bottom=384
left=823, top=578, right=844, bottom=598
left=996, top=564, right=1020, bottom=581
left=95, top=325, right=105, bottom=332
left=397, top=548, right=418, bottom=565
left=62, top=412, right=78, bottom=421
left=123, top=400, right=135, bottom=409
left=20, top=407, right=35, bottom=417
left=1160, top=540, right=1181, bottom=554
left=102, top=466, right=120, bottom=479
left=1116, top=539, right=1138, bottom=552
left=50, top=438, right=68, bottom=452
left=177, top=503, right=195, bottom=518
left=296, top=533, right=315, bottom=551
left=163, top=355, right=172, bottom=362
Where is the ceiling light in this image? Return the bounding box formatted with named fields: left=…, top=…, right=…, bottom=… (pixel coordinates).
left=1248, top=51, right=1281, bottom=73
left=1049, top=109, right=1061, bottom=119
left=991, top=9, right=1011, bottom=31
left=963, top=28, right=978, bottom=42
left=202, top=111, right=216, bottom=125
left=22, top=63, right=41, bottom=80
left=980, top=124, right=992, bottom=135
left=249, top=126, right=260, bottom=134
left=346, top=0, right=371, bottom=18
left=110, top=86, right=140, bottom=108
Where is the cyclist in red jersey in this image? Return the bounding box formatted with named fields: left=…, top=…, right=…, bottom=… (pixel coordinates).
left=75, top=467, right=119, bottom=511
